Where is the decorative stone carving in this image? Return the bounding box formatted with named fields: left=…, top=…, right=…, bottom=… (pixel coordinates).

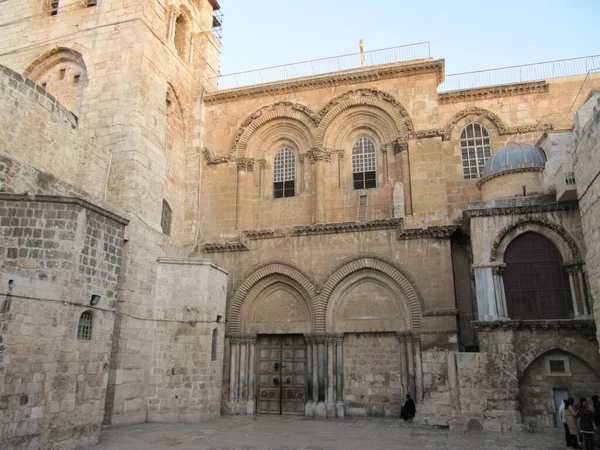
left=472, top=319, right=595, bottom=334
left=391, top=140, right=409, bottom=154
left=203, top=242, right=249, bottom=253
left=203, top=147, right=233, bottom=165
left=229, top=333, right=257, bottom=345
left=439, top=81, right=549, bottom=104
left=292, top=218, right=403, bottom=237
left=236, top=157, right=255, bottom=172
left=397, top=225, right=458, bottom=240
left=423, top=308, right=459, bottom=317
left=307, top=147, right=332, bottom=163
left=464, top=199, right=578, bottom=218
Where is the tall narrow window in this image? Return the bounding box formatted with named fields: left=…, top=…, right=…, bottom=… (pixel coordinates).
left=460, top=123, right=492, bottom=179
left=174, top=13, right=190, bottom=61
left=273, top=147, right=296, bottom=198
left=211, top=328, right=218, bottom=361
left=161, top=200, right=172, bottom=236
left=352, top=136, right=377, bottom=190
left=77, top=311, right=93, bottom=340
left=50, top=0, right=59, bottom=16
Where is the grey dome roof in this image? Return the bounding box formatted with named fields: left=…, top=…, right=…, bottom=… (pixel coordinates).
left=482, top=143, right=546, bottom=178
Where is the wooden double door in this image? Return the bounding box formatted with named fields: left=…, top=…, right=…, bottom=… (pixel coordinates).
left=256, top=335, right=307, bottom=415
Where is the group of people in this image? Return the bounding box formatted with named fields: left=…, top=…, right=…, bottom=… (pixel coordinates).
left=560, top=395, right=600, bottom=449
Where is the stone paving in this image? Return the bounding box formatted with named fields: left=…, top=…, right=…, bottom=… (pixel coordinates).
left=88, top=415, right=566, bottom=450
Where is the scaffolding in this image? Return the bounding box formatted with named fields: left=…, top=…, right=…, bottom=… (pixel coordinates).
left=212, top=9, right=223, bottom=44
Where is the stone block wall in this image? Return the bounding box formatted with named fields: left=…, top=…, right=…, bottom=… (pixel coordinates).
left=0, top=195, right=127, bottom=450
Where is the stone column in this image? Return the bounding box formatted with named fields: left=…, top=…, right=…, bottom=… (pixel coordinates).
left=397, top=333, right=409, bottom=398
left=235, top=158, right=254, bottom=229
left=576, top=267, right=590, bottom=317
left=398, top=146, right=412, bottom=215
left=413, top=336, right=424, bottom=403
left=326, top=337, right=335, bottom=415
left=334, top=334, right=345, bottom=417
left=492, top=265, right=509, bottom=320
left=305, top=335, right=313, bottom=416
left=406, top=336, right=416, bottom=399
left=309, top=148, right=332, bottom=223
left=311, top=339, right=319, bottom=404
left=167, top=7, right=178, bottom=41
left=238, top=340, right=247, bottom=401
left=228, top=339, right=239, bottom=404
left=381, top=147, right=389, bottom=184
left=246, top=337, right=257, bottom=414
left=314, top=334, right=328, bottom=418
left=567, top=265, right=582, bottom=318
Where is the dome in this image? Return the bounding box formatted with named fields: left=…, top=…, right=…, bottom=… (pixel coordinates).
left=482, top=143, right=546, bottom=179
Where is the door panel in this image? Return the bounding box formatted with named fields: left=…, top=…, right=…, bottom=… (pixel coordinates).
left=257, top=335, right=306, bottom=415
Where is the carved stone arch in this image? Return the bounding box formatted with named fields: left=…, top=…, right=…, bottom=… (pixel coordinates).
left=490, top=219, right=582, bottom=264
left=443, top=107, right=507, bottom=141
left=317, top=254, right=424, bottom=332
left=24, top=46, right=89, bottom=81
left=323, top=108, right=397, bottom=150
left=247, top=120, right=314, bottom=161
left=229, top=261, right=318, bottom=333
left=316, top=89, right=413, bottom=146
left=518, top=342, right=600, bottom=379
left=230, top=103, right=319, bottom=158
left=166, top=82, right=187, bottom=134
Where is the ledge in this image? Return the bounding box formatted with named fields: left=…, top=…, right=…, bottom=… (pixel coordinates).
left=423, top=308, right=459, bottom=317
left=473, top=319, right=596, bottom=333
left=203, top=242, right=250, bottom=253
left=292, top=218, right=403, bottom=236
left=439, top=81, right=549, bottom=104
left=464, top=197, right=578, bottom=218
left=157, top=257, right=230, bottom=274
left=397, top=225, right=458, bottom=240
left=204, top=59, right=444, bottom=104
left=0, top=193, right=129, bottom=225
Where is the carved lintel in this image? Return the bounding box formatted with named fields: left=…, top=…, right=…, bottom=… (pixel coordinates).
left=237, top=157, right=255, bottom=172
left=203, top=242, right=249, bottom=253
left=397, top=225, right=457, bottom=240
left=305, top=332, right=343, bottom=344
left=472, top=319, right=595, bottom=334
left=229, top=333, right=257, bottom=345
left=307, top=147, right=332, bottom=164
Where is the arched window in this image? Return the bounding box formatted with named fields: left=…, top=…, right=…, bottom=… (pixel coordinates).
left=161, top=200, right=172, bottom=236
left=77, top=311, right=93, bottom=340
left=460, top=123, right=491, bottom=179
left=503, top=232, right=572, bottom=320
left=174, top=13, right=190, bottom=61
left=211, top=328, right=218, bottom=361
left=49, top=0, right=59, bottom=16
left=273, top=147, right=296, bottom=198
left=352, top=137, right=377, bottom=190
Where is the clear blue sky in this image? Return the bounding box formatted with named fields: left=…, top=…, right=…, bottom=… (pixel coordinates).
left=217, top=0, right=600, bottom=76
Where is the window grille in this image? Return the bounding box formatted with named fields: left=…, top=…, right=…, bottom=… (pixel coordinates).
left=211, top=328, right=218, bottom=361
left=549, top=360, right=565, bottom=373
left=77, top=311, right=93, bottom=340
left=161, top=200, right=172, bottom=236
left=460, top=123, right=492, bottom=179
left=352, top=137, right=377, bottom=190
left=273, top=147, right=296, bottom=198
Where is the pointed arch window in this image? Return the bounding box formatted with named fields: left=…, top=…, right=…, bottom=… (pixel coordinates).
left=211, top=328, right=218, bottom=361
left=77, top=311, right=93, bottom=340
left=161, top=200, right=172, bottom=236
left=460, top=123, right=492, bottom=179
left=273, top=147, right=296, bottom=198
left=352, top=136, right=377, bottom=190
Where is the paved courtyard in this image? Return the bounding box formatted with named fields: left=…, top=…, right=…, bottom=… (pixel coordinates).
left=89, top=415, right=565, bottom=450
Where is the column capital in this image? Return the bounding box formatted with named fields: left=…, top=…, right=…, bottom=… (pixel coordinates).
left=492, top=264, right=507, bottom=275
left=564, top=263, right=584, bottom=273
left=396, top=331, right=419, bottom=342
left=236, top=157, right=255, bottom=172
left=308, top=147, right=332, bottom=164
left=305, top=332, right=343, bottom=344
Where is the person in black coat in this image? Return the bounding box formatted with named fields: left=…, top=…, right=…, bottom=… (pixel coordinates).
left=400, top=394, right=416, bottom=422
left=579, top=401, right=595, bottom=450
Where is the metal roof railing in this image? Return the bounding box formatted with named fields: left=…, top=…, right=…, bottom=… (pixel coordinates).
left=440, top=55, right=600, bottom=91
left=212, top=42, right=431, bottom=90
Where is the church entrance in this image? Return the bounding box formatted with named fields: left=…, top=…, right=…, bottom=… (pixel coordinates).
left=256, top=335, right=307, bottom=415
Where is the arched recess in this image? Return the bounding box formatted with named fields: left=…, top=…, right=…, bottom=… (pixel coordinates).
left=318, top=255, right=424, bottom=332
left=490, top=219, right=582, bottom=265
left=246, top=120, right=314, bottom=161
left=442, top=107, right=507, bottom=141
left=322, top=107, right=399, bottom=150
left=174, top=6, right=192, bottom=61
left=230, top=103, right=319, bottom=158
left=519, top=348, right=600, bottom=429
left=229, top=261, right=318, bottom=333
left=517, top=340, right=600, bottom=379
left=24, top=46, right=89, bottom=115
left=316, top=89, right=413, bottom=146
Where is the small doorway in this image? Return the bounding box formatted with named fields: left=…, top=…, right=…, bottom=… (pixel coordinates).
left=553, top=388, right=569, bottom=429
left=256, top=335, right=307, bottom=415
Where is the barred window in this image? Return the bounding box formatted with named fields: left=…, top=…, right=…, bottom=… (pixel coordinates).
left=460, top=123, right=492, bottom=179
left=161, top=200, right=172, bottom=236
left=352, top=137, right=377, bottom=190
left=273, top=147, right=296, bottom=198
left=77, top=311, right=93, bottom=340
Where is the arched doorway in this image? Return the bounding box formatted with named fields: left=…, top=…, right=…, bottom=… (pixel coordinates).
left=503, top=232, right=572, bottom=320
left=520, top=350, right=600, bottom=429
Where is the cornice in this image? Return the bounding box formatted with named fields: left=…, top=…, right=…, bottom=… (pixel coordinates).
left=475, top=166, right=545, bottom=190
left=423, top=308, right=459, bottom=317
left=203, top=242, right=250, bottom=253
left=203, top=147, right=233, bottom=165
left=439, top=81, right=549, bottom=104
left=464, top=200, right=578, bottom=218
left=396, top=225, right=458, bottom=240
left=292, top=218, right=403, bottom=237
left=204, top=59, right=444, bottom=105
left=473, top=319, right=596, bottom=334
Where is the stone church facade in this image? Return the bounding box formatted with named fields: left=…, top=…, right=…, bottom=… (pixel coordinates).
left=0, top=1, right=600, bottom=449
